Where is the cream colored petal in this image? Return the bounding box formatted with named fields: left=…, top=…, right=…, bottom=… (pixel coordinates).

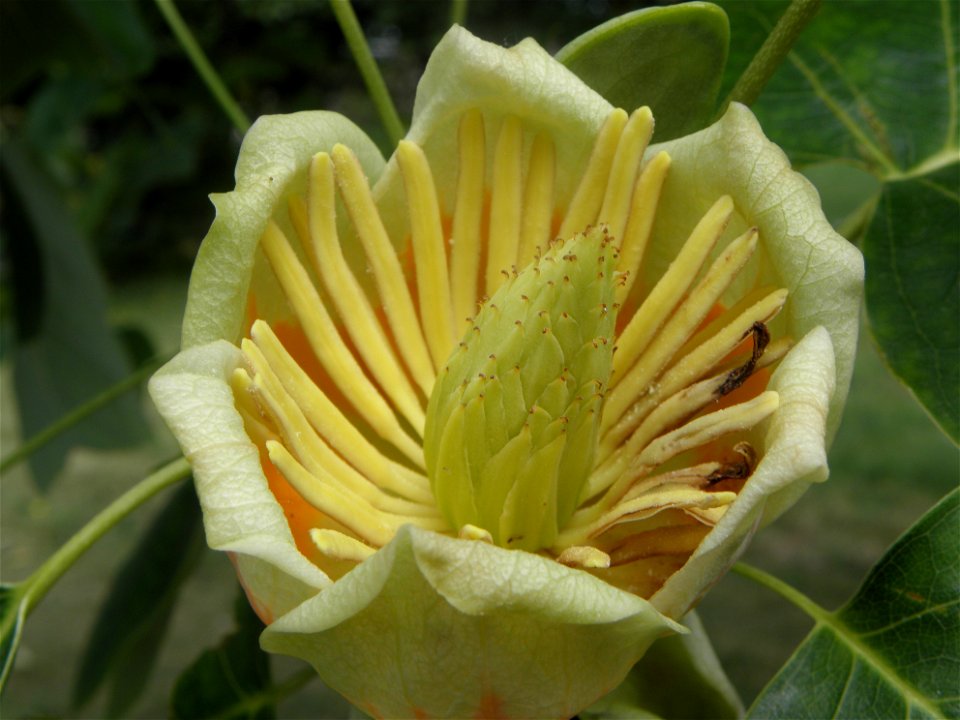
left=651, top=326, right=836, bottom=619
left=148, top=341, right=330, bottom=621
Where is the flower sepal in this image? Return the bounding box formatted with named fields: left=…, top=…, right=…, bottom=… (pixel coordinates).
left=261, top=523, right=683, bottom=720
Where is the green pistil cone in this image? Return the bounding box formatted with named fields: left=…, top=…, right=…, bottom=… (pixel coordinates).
left=425, top=227, right=619, bottom=551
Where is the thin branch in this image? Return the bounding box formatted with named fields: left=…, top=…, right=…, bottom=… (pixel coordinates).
left=0, top=355, right=170, bottom=474
left=154, top=0, right=251, bottom=134
left=720, top=0, right=822, bottom=111
left=330, top=0, right=406, bottom=147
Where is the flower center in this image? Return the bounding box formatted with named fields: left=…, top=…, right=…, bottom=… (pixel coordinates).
left=233, top=107, right=791, bottom=597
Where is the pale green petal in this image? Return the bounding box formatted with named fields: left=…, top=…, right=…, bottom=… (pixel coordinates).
left=148, top=341, right=330, bottom=620
left=262, top=524, right=682, bottom=720
left=582, top=611, right=742, bottom=720
left=182, top=112, right=385, bottom=349
left=373, top=25, right=613, bottom=240
left=645, top=103, right=863, bottom=440
left=651, top=326, right=836, bottom=619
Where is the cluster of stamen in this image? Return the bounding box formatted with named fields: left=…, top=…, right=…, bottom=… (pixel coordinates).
left=232, top=105, right=791, bottom=597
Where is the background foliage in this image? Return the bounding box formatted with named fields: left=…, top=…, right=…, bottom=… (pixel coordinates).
left=0, top=0, right=956, bottom=718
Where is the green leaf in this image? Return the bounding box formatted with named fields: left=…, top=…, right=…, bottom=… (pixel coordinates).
left=1, top=137, right=147, bottom=488
left=863, top=162, right=960, bottom=443
left=582, top=612, right=743, bottom=720
left=723, top=0, right=957, bottom=174
left=72, top=479, right=204, bottom=716
left=748, top=489, right=960, bottom=719
left=722, top=0, right=959, bottom=441
left=170, top=592, right=274, bottom=720
left=0, top=584, right=28, bottom=694
left=556, top=2, right=729, bottom=141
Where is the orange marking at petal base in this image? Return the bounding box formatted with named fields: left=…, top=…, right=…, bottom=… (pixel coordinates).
left=412, top=707, right=431, bottom=719
left=261, top=450, right=361, bottom=580
left=474, top=691, right=507, bottom=720
left=229, top=552, right=275, bottom=624
left=262, top=453, right=327, bottom=565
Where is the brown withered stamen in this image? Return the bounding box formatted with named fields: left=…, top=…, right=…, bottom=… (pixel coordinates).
left=717, top=322, right=771, bottom=397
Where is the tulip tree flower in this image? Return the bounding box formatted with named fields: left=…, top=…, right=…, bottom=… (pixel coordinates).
left=150, top=25, right=862, bottom=720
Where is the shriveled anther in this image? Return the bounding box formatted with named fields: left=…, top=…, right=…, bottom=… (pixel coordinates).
left=717, top=322, right=771, bottom=397
left=707, top=442, right=757, bottom=485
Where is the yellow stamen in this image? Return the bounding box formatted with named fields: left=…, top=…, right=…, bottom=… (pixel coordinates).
left=247, top=322, right=431, bottom=497
left=267, top=441, right=448, bottom=547
left=611, top=196, right=735, bottom=386
left=558, top=108, right=629, bottom=240
left=259, top=221, right=419, bottom=446
left=305, top=153, right=427, bottom=432
left=331, top=144, right=435, bottom=394
left=598, top=106, right=654, bottom=243
left=244, top=339, right=438, bottom=517
left=310, top=529, right=376, bottom=562
left=517, top=131, right=556, bottom=267
left=604, top=225, right=757, bottom=436
left=397, top=140, right=457, bottom=369
left=560, top=485, right=737, bottom=547
left=485, top=115, right=524, bottom=295
left=616, top=151, right=671, bottom=302
left=450, top=109, right=486, bottom=330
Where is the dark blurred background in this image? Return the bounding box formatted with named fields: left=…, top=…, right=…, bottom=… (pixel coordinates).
left=1, top=1, right=956, bottom=718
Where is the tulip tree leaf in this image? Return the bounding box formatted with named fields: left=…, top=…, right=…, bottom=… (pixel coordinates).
left=72, top=480, right=204, bottom=716
left=721, top=0, right=959, bottom=442
left=748, top=488, right=960, bottom=719
left=0, top=137, right=147, bottom=489
left=0, top=584, right=28, bottom=694
left=722, top=0, right=956, bottom=173
left=862, top=162, right=960, bottom=443
left=170, top=593, right=274, bottom=720
left=556, top=2, right=729, bottom=141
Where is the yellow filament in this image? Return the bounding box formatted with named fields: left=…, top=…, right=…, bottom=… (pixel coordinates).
left=260, top=222, right=419, bottom=451
left=589, top=373, right=738, bottom=500
left=612, top=195, right=735, bottom=385
left=268, top=441, right=396, bottom=547
left=485, top=115, right=524, bottom=295
left=331, top=144, right=435, bottom=394
left=573, top=461, right=723, bottom=537
left=658, top=289, right=788, bottom=402
left=268, top=442, right=449, bottom=546
left=639, top=391, right=779, bottom=470
left=592, top=390, right=777, bottom=521
left=230, top=368, right=280, bottom=448
left=310, top=528, right=376, bottom=562
left=244, top=338, right=438, bottom=517
left=247, top=322, right=431, bottom=496
left=597, top=106, right=654, bottom=243
left=517, top=131, right=556, bottom=268
left=558, top=108, right=628, bottom=241
left=397, top=141, right=457, bottom=370
left=616, top=151, right=671, bottom=302
left=604, top=226, right=757, bottom=435
left=450, top=109, right=486, bottom=330
left=306, top=153, right=427, bottom=432
left=558, top=485, right=737, bottom=548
